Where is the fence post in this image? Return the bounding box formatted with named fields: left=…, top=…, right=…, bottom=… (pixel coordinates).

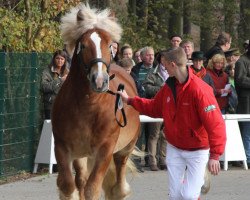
left=29, top=51, right=38, bottom=170
left=0, top=50, right=6, bottom=175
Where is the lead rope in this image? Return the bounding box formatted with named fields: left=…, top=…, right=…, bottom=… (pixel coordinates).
left=115, top=84, right=127, bottom=127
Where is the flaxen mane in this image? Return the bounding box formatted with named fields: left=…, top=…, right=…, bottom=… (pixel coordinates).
left=60, top=3, right=122, bottom=55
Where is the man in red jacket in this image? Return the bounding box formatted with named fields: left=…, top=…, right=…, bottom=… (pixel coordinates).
left=118, top=47, right=226, bottom=200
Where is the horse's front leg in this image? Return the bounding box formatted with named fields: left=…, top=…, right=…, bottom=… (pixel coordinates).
left=84, top=143, right=114, bottom=200
left=55, top=143, right=79, bottom=200
left=73, top=157, right=89, bottom=200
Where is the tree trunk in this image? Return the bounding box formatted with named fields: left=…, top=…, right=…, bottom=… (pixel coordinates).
left=24, top=0, right=31, bottom=50
left=136, top=0, right=148, bottom=25
left=168, top=0, right=183, bottom=38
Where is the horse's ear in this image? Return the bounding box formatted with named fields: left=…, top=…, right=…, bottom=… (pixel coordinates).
left=77, top=9, right=84, bottom=22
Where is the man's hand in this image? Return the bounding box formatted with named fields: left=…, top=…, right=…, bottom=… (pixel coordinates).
left=117, top=90, right=129, bottom=104
left=208, top=159, right=220, bottom=175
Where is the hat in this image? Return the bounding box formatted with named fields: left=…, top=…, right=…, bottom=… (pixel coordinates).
left=225, top=48, right=241, bottom=57
left=191, top=51, right=205, bottom=60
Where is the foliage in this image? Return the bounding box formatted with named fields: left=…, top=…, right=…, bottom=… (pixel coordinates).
left=119, top=0, right=173, bottom=52
left=0, top=0, right=249, bottom=53
left=0, top=0, right=81, bottom=52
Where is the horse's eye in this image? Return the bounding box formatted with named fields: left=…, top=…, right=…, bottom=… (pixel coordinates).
left=81, top=44, right=85, bottom=49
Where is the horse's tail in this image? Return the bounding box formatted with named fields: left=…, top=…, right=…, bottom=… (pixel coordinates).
left=126, top=146, right=145, bottom=175
left=201, top=165, right=211, bottom=194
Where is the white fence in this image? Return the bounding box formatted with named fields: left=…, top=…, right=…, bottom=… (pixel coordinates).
left=33, top=114, right=250, bottom=173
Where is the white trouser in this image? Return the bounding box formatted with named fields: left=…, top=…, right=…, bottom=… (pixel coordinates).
left=166, top=143, right=209, bottom=200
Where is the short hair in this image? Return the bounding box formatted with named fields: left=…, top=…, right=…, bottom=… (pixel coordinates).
left=180, top=40, right=194, bottom=49
left=120, top=44, right=132, bottom=56
left=216, top=32, right=231, bottom=46
left=140, top=46, right=154, bottom=57
left=170, top=34, right=182, bottom=40
left=161, top=47, right=187, bottom=67
left=119, top=58, right=134, bottom=69
left=207, top=54, right=226, bottom=70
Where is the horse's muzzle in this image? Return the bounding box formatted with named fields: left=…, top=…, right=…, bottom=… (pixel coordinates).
left=90, top=72, right=109, bottom=93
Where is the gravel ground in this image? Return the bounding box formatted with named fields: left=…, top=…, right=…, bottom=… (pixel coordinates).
left=0, top=167, right=250, bottom=200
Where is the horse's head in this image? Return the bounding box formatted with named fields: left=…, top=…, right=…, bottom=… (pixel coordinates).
left=76, top=28, right=112, bottom=93
left=60, top=4, right=122, bottom=93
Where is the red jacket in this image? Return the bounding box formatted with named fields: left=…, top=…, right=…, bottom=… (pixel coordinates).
left=128, top=68, right=226, bottom=160
left=206, top=68, right=229, bottom=110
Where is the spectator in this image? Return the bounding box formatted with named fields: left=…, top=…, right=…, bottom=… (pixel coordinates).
left=132, top=46, right=155, bottom=168
left=131, top=46, right=155, bottom=98
left=225, top=63, right=238, bottom=114
left=117, top=47, right=226, bottom=200
left=207, top=54, right=231, bottom=114
left=120, top=44, right=135, bottom=65
left=110, top=41, right=120, bottom=64
left=205, top=32, right=232, bottom=65
left=142, top=51, right=168, bottom=171
left=119, top=57, right=134, bottom=74
left=180, top=40, right=194, bottom=66
left=41, top=50, right=69, bottom=119
left=190, top=51, right=215, bottom=91
left=170, top=34, right=182, bottom=48
left=234, top=41, right=250, bottom=167
left=134, top=48, right=142, bottom=64
left=225, top=48, right=241, bottom=66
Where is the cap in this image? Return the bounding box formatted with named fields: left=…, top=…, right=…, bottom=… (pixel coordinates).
left=225, top=48, right=241, bottom=57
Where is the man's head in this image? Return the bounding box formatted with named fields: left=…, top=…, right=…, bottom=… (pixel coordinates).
left=216, top=32, right=231, bottom=51
left=161, top=47, right=187, bottom=77
left=191, top=51, right=205, bottom=70
left=225, top=48, right=241, bottom=64
left=180, top=40, right=194, bottom=59
left=119, top=58, right=134, bottom=74
left=170, top=35, right=182, bottom=48
left=140, top=46, right=154, bottom=67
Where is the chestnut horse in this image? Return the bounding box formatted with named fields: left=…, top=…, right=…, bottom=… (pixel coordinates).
left=52, top=4, right=140, bottom=200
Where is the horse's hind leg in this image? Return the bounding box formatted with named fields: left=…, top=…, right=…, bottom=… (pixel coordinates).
left=55, top=144, right=79, bottom=200
left=103, top=152, right=132, bottom=200
left=73, top=158, right=89, bottom=199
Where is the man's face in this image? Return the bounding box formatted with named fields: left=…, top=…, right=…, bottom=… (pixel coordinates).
left=193, top=59, right=203, bottom=70
left=142, top=49, right=154, bottom=66
left=171, top=37, right=182, bottom=47
left=161, top=58, right=174, bottom=77
left=182, top=43, right=194, bottom=58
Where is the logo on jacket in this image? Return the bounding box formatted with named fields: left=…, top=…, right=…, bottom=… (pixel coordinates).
left=167, top=97, right=170, bottom=103
left=204, top=105, right=216, bottom=112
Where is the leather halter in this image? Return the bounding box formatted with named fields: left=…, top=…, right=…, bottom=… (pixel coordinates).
left=76, top=42, right=110, bottom=74
left=76, top=41, right=127, bottom=127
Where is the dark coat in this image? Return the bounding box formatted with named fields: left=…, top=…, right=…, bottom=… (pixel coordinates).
left=143, top=65, right=165, bottom=98
left=234, top=53, right=250, bottom=114
left=131, top=62, right=156, bottom=97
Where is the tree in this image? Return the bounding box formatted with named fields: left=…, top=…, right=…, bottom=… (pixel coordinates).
left=0, top=0, right=81, bottom=52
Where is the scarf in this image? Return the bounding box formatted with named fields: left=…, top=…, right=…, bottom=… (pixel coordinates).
left=159, top=64, right=169, bottom=81
left=190, top=66, right=206, bottom=79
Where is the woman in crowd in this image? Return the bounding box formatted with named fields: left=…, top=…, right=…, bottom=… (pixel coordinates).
left=206, top=54, right=231, bottom=114
left=41, top=50, right=69, bottom=119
